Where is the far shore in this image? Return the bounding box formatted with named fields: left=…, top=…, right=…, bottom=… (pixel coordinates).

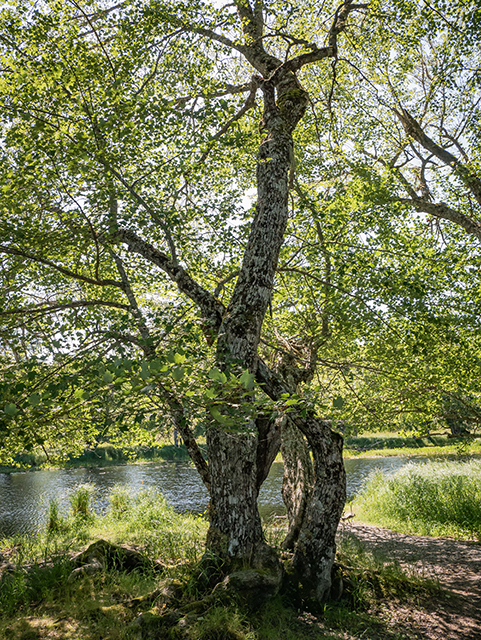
left=1, top=432, right=480, bottom=474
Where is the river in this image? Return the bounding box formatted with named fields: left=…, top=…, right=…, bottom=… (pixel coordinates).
left=0, top=456, right=427, bottom=538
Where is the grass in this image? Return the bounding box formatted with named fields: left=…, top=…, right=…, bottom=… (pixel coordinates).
left=0, top=485, right=448, bottom=640
left=343, top=431, right=481, bottom=458
left=0, top=441, right=205, bottom=473
left=354, top=459, right=481, bottom=539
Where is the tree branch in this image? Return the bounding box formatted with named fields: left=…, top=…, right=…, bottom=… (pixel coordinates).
left=0, top=299, right=130, bottom=318
left=102, top=162, right=178, bottom=264
left=197, top=77, right=261, bottom=165
left=395, top=197, right=481, bottom=242
left=0, top=246, right=123, bottom=288
left=109, top=249, right=152, bottom=346
left=116, top=228, right=225, bottom=334
left=394, top=107, right=481, bottom=206
left=272, top=1, right=367, bottom=78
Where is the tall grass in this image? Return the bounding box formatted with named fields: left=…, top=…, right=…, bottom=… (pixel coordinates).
left=69, top=483, right=95, bottom=522
left=101, top=487, right=206, bottom=564
left=355, top=460, right=481, bottom=538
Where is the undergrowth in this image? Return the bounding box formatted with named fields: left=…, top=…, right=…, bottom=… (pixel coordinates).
left=0, top=485, right=446, bottom=640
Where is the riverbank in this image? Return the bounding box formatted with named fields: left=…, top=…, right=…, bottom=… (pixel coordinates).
left=0, top=486, right=451, bottom=640
left=0, top=442, right=198, bottom=474
left=343, top=432, right=481, bottom=458
left=2, top=432, right=480, bottom=474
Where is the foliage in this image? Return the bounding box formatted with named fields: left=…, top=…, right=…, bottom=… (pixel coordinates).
left=355, top=460, right=481, bottom=539
left=0, top=0, right=479, bottom=460
left=46, top=498, right=68, bottom=534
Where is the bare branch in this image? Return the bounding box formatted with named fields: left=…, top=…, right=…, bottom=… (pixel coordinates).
left=394, top=107, right=481, bottom=206
left=174, top=82, right=252, bottom=107
left=103, top=162, right=178, bottom=264
left=273, top=1, right=367, bottom=77
left=214, top=270, right=240, bottom=297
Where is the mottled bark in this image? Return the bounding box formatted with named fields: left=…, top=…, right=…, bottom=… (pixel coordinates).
left=257, top=361, right=346, bottom=600
left=280, top=416, right=313, bottom=550
left=256, top=413, right=281, bottom=490
left=206, top=39, right=309, bottom=567
left=394, top=107, right=481, bottom=206
left=206, top=427, right=264, bottom=559
left=115, top=1, right=357, bottom=600
left=291, top=415, right=346, bottom=602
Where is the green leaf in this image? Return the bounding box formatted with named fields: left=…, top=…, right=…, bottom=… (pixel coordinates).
left=333, top=396, right=345, bottom=409
left=4, top=403, right=18, bottom=416
left=239, top=370, right=255, bottom=390
left=27, top=393, right=41, bottom=406
left=102, top=372, right=113, bottom=383
left=209, top=406, right=228, bottom=424
left=208, top=367, right=227, bottom=384
left=172, top=367, right=185, bottom=381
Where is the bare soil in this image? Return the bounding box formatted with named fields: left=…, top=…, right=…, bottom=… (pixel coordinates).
left=339, top=522, right=481, bottom=640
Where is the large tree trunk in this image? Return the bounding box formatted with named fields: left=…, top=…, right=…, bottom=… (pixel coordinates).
left=291, top=415, right=346, bottom=602
left=205, top=427, right=264, bottom=559
left=194, top=3, right=357, bottom=598
left=280, top=416, right=313, bottom=550
left=203, top=76, right=307, bottom=585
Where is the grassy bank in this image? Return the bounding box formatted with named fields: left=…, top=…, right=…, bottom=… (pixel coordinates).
left=343, top=432, right=481, bottom=458
left=353, top=459, right=481, bottom=539
left=0, top=486, right=442, bottom=640
left=3, top=431, right=480, bottom=474
left=0, top=442, right=200, bottom=473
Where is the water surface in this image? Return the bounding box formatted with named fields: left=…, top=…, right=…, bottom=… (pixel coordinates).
left=0, top=455, right=443, bottom=538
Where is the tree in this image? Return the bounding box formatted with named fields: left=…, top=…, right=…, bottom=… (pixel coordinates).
left=3, top=0, right=480, bottom=606
left=0, top=0, right=373, bottom=602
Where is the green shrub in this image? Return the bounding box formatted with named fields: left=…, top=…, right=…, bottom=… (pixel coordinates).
left=355, top=460, right=481, bottom=538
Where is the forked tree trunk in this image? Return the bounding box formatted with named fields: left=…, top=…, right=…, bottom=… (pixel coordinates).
left=116, top=0, right=359, bottom=604
left=257, top=362, right=346, bottom=601
left=203, top=76, right=306, bottom=580
left=198, top=2, right=356, bottom=597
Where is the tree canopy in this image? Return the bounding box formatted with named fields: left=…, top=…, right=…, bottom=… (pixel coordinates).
left=1, top=0, right=480, bottom=602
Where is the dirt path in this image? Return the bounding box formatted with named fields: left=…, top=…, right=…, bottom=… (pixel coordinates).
left=339, top=522, right=481, bottom=640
